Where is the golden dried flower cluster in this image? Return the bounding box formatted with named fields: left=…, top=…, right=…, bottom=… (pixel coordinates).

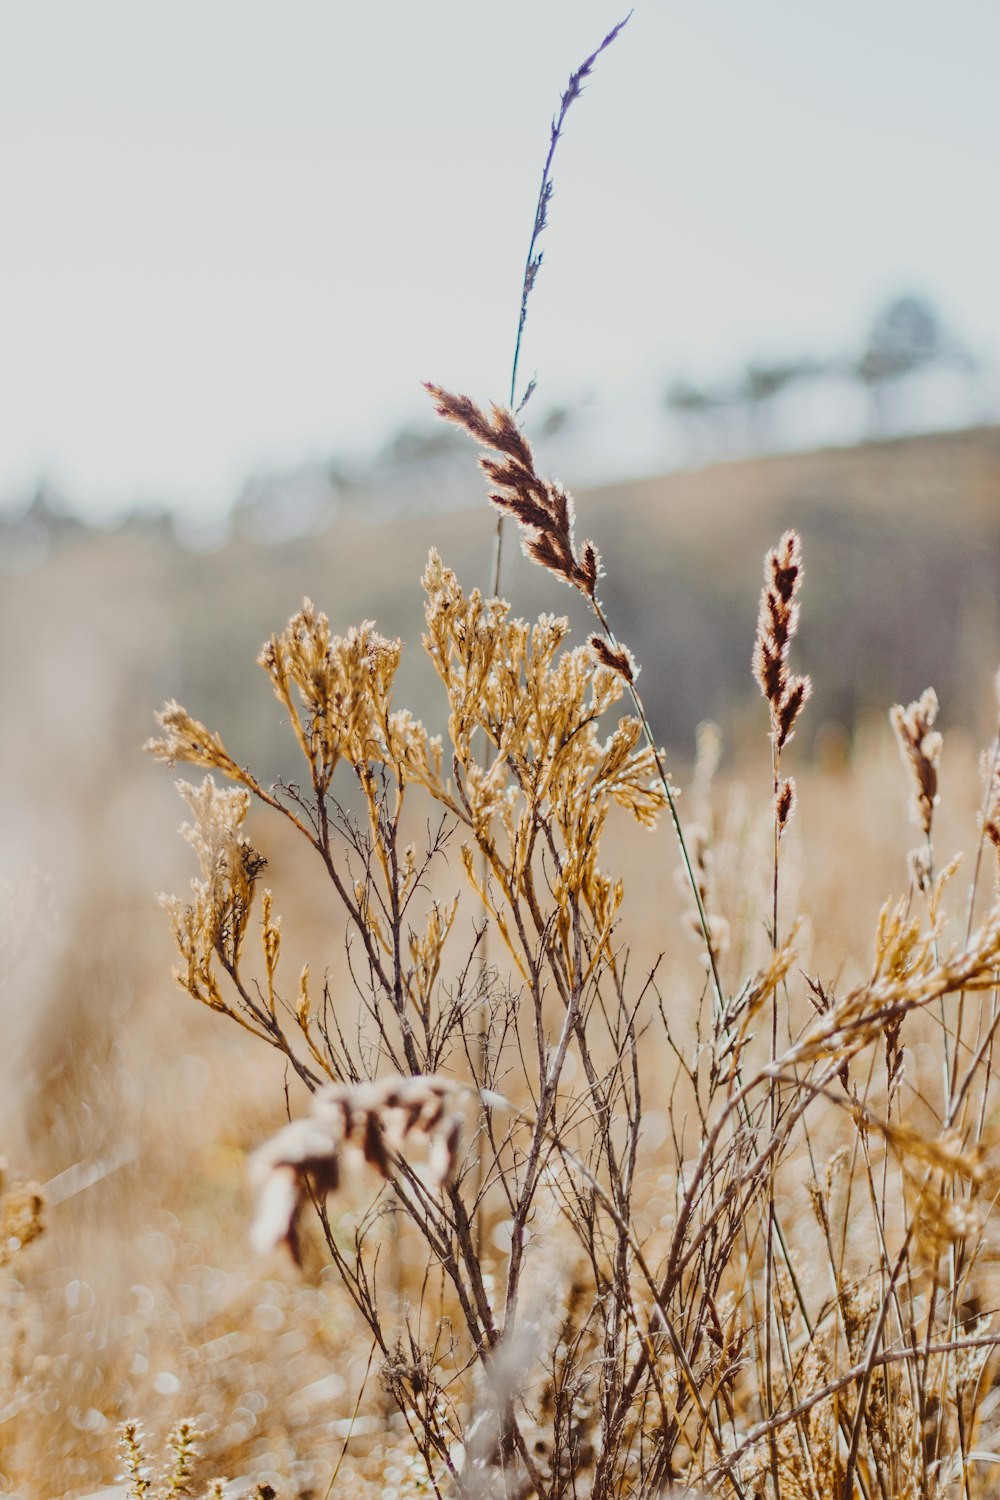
left=145, top=472, right=1000, bottom=1497
left=149, top=553, right=666, bottom=1021
left=419, top=551, right=666, bottom=978
left=258, top=604, right=402, bottom=793
left=157, top=778, right=265, bottom=1015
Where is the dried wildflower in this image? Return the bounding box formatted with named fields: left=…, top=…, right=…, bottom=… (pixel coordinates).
left=804, top=975, right=851, bottom=1090
left=884, top=1012, right=905, bottom=1098
left=775, top=775, right=796, bottom=837
left=979, top=707, right=1000, bottom=884
left=145, top=700, right=253, bottom=789
left=588, top=634, right=636, bottom=684
left=742, top=923, right=801, bottom=1028
left=506, top=15, right=630, bottom=415
left=159, top=776, right=266, bottom=1009
left=890, top=687, right=942, bottom=837
left=418, top=554, right=666, bottom=973
left=948, top=1315, right=994, bottom=1397
left=908, top=843, right=933, bottom=896
left=424, top=385, right=601, bottom=598
left=408, top=898, right=459, bottom=1018
left=752, top=529, right=812, bottom=752
left=878, top=1122, right=984, bottom=1185
left=250, top=1076, right=465, bottom=1261
left=842, top=1284, right=880, bottom=1361
left=150, top=603, right=455, bottom=819
left=116, top=1419, right=216, bottom=1500
left=806, top=1176, right=829, bottom=1239
left=910, top=1182, right=981, bottom=1258
left=161, top=1419, right=201, bottom=1498
left=691, top=721, right=722, bottom=817
left=119, top=1420, right=152, bottom=1498
left=260, top=889, right=281, bottom=1012
left=258, top=602, right=401, bottom=792
left=790, top=897, right=1000, bottom=1072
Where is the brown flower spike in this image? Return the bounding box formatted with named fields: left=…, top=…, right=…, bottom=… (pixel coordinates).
left=890, top=687, right=942, bottom=838
left=589, top=634, right=636, bottom=684
left=424, top=384, right=600, bottom=598
left=753, top=529, right=812, bottom=753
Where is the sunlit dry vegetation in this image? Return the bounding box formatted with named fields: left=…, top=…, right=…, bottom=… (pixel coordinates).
left=2, top=487, right=999, bottom=1493
left=4, top=21, right=1000, bottom=1500
left=126, top=385, right=1000, bottom=1497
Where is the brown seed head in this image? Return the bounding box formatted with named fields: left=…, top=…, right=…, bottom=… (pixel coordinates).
left=424, top=383, right=601, bottom=598
left=588, top=635, right=636, bottom=684
left=776, top=776, right=797, bottom=836
left=752, top=530, right=811, bottom=751
left=890, top=687, right=941, bottom=837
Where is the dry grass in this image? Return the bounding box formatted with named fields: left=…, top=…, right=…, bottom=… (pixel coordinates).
left=2, top=626, right=999, bottom=1495
left=131, top=399, right=1000, bottom=1496
left=4, top=27, right=1000, bottom=1498
left=0, top=420, right=997, bottom=1500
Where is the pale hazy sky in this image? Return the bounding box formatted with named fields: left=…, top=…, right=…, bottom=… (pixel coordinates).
left=4, top=1, right=1000, bottom=517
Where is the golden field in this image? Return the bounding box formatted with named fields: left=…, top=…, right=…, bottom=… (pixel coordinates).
left=2, top=426, right=1000, bottom=1497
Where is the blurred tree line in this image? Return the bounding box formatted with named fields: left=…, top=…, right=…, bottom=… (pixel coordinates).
left=0, top=293, right=987, bottom=569
left=666, top=293, right=979, bottom=454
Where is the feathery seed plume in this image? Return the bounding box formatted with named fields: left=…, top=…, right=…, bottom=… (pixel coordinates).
left=588, top=634, right=636, bottom=684
left=424, top=384, right=601, bottom=598
left=775, top=776, right=797, bottom=837
left=890, top=688, right=942, bottom=837
left=752, top=529, right=812, bottom=754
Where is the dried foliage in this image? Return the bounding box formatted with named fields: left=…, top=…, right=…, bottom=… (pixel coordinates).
left=18, top=18, right=1000, bottom=1497
left=144, top=487, right=1000, bottom=1497
left=86, top=31, right=1000, bottom=1494
left=250, top=1077, right=465, bottom=1262
left=118, top=1419, right=273, bottom=1500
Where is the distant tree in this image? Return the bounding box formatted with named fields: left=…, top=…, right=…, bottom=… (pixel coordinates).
left=737, top=358, right=824, bottom=449
left=668, top=360, right=825, bottom=458
left=536, top=403, right=575, bottom=440
left=374, top=423, right=467, bottom=472
left=665, top=378, right=730, bottom=459
left=855, top=293, right=971, bottom=433
left=666, top=377, right=716, bottom=417
left=859, top=295, right=942, bottom=382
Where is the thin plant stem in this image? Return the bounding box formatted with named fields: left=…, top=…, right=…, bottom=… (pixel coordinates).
left=492, top=14, right=632, bottom=599
left=589, top=596, right=728, bottom=1017
left=475, top=16, right=631, bottom=1266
